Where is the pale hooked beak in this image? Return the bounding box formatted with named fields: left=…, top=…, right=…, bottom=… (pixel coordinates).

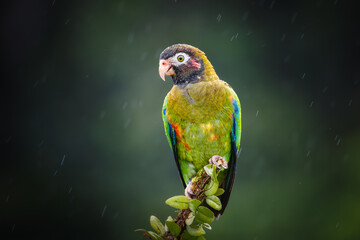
left=159, top=59, right=175, bottom=81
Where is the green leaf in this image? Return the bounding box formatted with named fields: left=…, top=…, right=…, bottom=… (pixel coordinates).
left=150, top=215, right=165, bottom=235
left=165, top=195, right=190, bottom=209
left=134, top=229, right=163, bottom=240
left=186, top=212, right=195, bottom=226
left=165, top=220, right=181, bottom=237
left=147, top=231, right=163, bottom=240
left=164, top=216, right=173, bottom=232
left=204, top=179, right=218, bottom=196
left=195, top=206, right=214, bottom=224
left=182, top=230, right=198, bottom=240
left=211, top=164, right=218, bottom=179
left=189, top=199, right=201, bottom=213
left=214, top=188, right=225, bottom=196
left=186, top=224, right=206, bottom=236
left=206, top=195, right=222, bottom=211
left=203, top=164, right=214, bottom=177
left=182, top=230, right=207, bottom=240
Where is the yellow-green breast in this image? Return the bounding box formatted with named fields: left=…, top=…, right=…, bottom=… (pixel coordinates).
left=166, top=79, right=234, bottom=183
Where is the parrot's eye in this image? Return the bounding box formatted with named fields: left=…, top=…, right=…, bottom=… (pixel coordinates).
left=177, top=55, right=185, bottom=62
left=172, top=52, right=190, bottom=66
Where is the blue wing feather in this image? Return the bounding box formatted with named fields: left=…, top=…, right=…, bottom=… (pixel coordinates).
left=231, top=90, right=241, bottom=154
left=217, top=84, right=241, bottom=217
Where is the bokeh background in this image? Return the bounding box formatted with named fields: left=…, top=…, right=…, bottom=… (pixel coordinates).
left=2, top=0, right=360, bottom=239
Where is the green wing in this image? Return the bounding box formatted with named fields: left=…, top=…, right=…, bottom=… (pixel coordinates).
left=162, top=93, right=186, bottom=187
left=217, top=84, right=241, bottom=217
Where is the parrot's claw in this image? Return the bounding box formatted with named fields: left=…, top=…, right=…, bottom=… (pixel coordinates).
left=209, top=155, right=228, bottom=169
left=185, top=182, right=195, bottom=199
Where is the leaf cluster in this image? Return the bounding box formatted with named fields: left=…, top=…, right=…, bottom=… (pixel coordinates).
left=136, top=164, right=225, bottom=240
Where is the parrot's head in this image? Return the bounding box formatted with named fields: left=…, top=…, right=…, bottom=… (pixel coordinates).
left=159, top=44, right=216, bottom=86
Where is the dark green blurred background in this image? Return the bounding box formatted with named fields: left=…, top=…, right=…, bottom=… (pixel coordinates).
left=2, top=0, right=360, bottom=239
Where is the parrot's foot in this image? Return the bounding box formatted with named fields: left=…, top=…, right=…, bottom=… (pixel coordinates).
left=209, top=155, right=228, bottom=169
left=185, top=182, right=195, bottom=199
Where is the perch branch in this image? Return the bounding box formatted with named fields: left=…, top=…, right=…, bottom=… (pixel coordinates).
left=140, top=155, right=227, bottom=240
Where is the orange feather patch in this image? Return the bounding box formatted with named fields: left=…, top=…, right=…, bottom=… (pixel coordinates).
left=172, top=123, right=191, bottom=151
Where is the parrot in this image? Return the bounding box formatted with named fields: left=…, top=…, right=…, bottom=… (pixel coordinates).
left=159, top=44, right=241, bottom=217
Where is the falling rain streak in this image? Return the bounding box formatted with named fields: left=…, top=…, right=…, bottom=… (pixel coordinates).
left=101, top=205, right=107, bottom=217
left=124, top=119, right=131, bottom=128
left=61, top=154, right=65, bottom=166
left=309, top=101, right=314, bottom=108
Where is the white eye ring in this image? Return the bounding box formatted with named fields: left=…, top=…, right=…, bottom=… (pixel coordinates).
left=172, top=52, right=190, bottom=66
left=177, top=55, right=185, bottom=62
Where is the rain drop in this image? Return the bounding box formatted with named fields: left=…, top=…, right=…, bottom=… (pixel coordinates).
left=145, top=24, right=152, bottom=33
left=124, top=119, right=131, bottom=128
left=123, top=102, right=128, bottom=110
left=33, top=80, right=39, bottom=88
left=61, top=154, right=65, bottom=166
left=128, top=32, right=134, bottom=44
left=309, top=101, right=314, bottom=108
left=284, top=55, right=291, bottom=63
left=238, top=147, right=242, bottom=156
left=101, top=205, right=107, bottom=217
left=100, top=110, right=106, bottom=119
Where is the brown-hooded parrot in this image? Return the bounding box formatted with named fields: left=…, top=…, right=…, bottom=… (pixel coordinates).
left=159, top=44, right=241, bottom=217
